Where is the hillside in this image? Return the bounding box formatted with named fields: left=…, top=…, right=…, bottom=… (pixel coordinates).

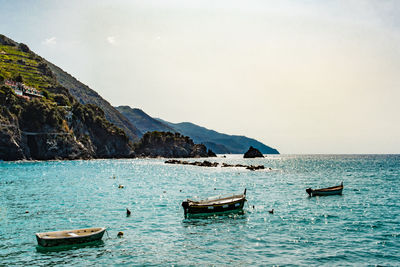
left=159, top=120, right=279, bottom=154
left=114, top=106, right=230, bottom=153
left=114, top=104, right=279, bottom=154
left=0, top=35, right=56, bottom=89
left=0, top=34, right=134, bottom=160
left=46, top=62, right=141, bottom=142
left=115, top=106, right=174, bottom=135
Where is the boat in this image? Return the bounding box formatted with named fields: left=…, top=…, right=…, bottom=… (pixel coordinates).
left=306, top=182, right=343, bottom=197
left=36, top=227, right=106, bottom=247
left=182, top=189, right=247, bottom=215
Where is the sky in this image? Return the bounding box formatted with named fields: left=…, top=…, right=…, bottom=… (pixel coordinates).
left=1, top=0, right=399, bottom=154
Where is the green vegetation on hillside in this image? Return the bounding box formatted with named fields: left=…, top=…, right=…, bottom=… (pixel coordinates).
left=135, top=131, right=191, bottom=147
left=0, top=43, right=56, bottom=89
left=0, top=85, right=65, bottom=131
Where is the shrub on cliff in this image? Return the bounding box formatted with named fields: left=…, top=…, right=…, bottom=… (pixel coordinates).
left=18, top=43, right=30, bottom=53
left=14, top=74, right=23, bottom=83
left=38, top=62, right=55, bottom=78
left=20, top=99, right=65, bottom=131
left=53, top=94, right=70, bottom=106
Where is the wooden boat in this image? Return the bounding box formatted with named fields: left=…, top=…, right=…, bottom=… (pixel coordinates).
left=36, top=227, right=106, bottom=247
left=182, top=189, right=247, bottom=215
left=306, top=182, right=343, bottom=197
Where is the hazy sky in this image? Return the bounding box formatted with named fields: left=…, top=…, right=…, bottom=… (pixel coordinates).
left=1, top=0, right=399, bottom=153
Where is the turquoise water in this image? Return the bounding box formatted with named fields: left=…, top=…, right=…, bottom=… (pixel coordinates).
left=0, top=155, right=399, bottom=266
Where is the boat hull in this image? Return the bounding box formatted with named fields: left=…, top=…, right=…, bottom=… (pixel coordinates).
left=183, top=198, right=246, bottom=215
left=310, top=188, right=343, bottom=196
left=36, top=228, right=106, bottom=247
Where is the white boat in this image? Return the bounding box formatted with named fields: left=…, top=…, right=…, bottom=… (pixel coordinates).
left=36, top=227, right=106, bottom=247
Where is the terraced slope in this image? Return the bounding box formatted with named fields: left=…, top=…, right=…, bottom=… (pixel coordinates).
left=0, top=37, right=56, bottom=90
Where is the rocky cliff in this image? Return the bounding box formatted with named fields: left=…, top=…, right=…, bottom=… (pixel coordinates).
left=0, top=84, right=134, bottom=160
left=0, top=35, right=134, bottom=160
left=134, top=131, right=209, bottom=158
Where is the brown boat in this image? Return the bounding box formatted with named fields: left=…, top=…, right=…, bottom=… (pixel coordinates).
left=306, top=182, right=343, bottom=197
left=182, top=189, right=247, bottom=216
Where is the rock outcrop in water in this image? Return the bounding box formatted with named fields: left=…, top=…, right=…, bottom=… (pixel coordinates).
left=165, top=159, right=219, bottom=167
left=134, top=131, right=209, bottom=158
left=207, top=149, right=217, bottom=157
left=165, top=159, right=267, bottom=170
left=243, top=146, right=264, bottom=158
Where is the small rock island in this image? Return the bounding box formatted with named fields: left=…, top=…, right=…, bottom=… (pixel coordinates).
left=243, top=146, right=264, bottom=158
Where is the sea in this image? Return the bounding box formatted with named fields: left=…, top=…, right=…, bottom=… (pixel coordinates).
left=0, top=155, right=399, bottom=266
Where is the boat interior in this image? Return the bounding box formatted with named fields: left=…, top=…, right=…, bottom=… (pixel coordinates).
left=36, top=227, right=105, bottom=239
left=315, top=184, right=343, bottom=191
left=188, top=194, right=245, bottom=205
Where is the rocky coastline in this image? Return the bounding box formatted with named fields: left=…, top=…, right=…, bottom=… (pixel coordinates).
left=165, top=159, right=268, bottom=171
left=134, top=131, right=215, bottom=158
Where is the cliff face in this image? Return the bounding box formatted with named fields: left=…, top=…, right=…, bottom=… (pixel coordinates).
left=0, top=85, right=134, bottom=161
left=0, top=35, right=134, bottom=161
left=69, top=101, right=133, bottom=158
left=134, top=131, right=208, bottom=158
left=0, top=111, right=25, bottom=161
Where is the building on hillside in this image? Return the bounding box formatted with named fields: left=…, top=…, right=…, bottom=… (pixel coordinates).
left=4, top=80, right=43, bottom=99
